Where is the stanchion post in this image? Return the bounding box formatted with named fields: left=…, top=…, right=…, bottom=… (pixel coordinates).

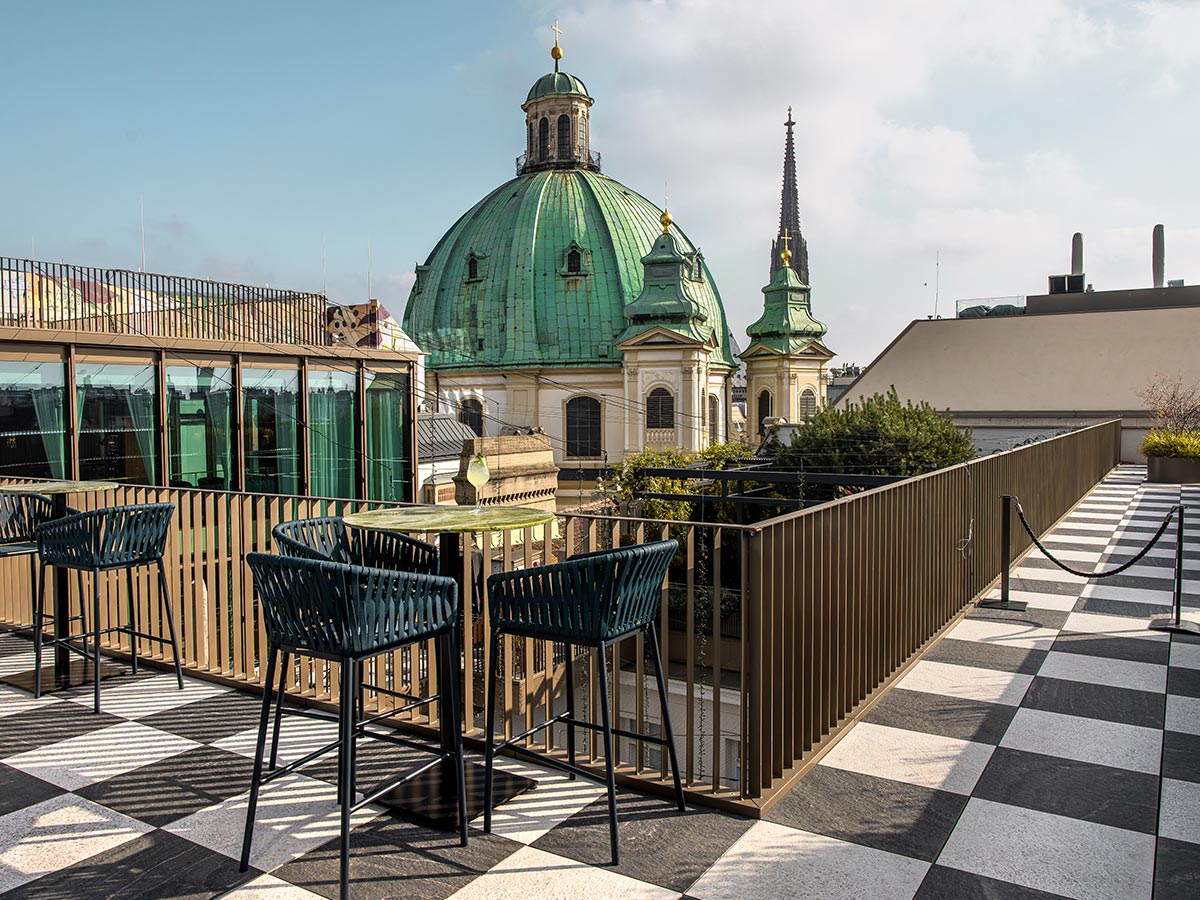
left=1152, top=504, right=1200, bottom=635
left=980, top=494, right=1027, bottom=611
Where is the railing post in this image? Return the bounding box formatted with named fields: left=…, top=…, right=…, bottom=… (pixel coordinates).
left=979, top=495, right=1027, bottom=610
left=1151, top=505, right=1199, bottom=634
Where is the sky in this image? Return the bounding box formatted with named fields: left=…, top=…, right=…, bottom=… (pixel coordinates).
left=2, top=0, right=1198, bottom=367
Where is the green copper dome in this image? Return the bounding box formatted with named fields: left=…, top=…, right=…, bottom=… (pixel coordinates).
left=403, top=168, right=735, bottom=371
left=525, top=71, right=592, bottom=103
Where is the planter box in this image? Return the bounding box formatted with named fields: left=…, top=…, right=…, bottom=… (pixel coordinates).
left=1147, top=455, right=1200, bottom=484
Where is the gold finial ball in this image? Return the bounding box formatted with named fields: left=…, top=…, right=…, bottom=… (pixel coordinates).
left=781, top=247, right=792, bottom=265
left=660, top=209, right=672, bottom=233
left=551, top=44, right=563, bottom=60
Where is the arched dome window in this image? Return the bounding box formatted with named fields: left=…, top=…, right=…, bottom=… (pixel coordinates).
left=708, top=394, right=720, bottom=443
left=467, top=256, right=479, bottom=280
left=557, top=114, right=571, bottom=160
left=566, top=396, right=601, bottom=457
left=800, top=388, right=817, bottom=418
left=527, top=119, right=533, bottom=156
left=693, top=256, right=703, bottom=280
left=567, top=248, right=581, bottom=274
left=758, top=389, right=772, bottom=434
left=459, top=398, right=484, bottom=437
left=538, top=117, right=550, bottom=161
left=646, top=388, right=675, bottom=430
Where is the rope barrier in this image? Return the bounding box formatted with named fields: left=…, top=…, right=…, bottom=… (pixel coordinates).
left=1011, top=496, right=1180, bottom=579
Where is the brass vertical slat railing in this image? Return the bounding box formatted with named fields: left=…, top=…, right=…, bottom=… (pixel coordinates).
left=0, top=257, right=329, bottom=346
left=0, top=420, right=1120, bottom=814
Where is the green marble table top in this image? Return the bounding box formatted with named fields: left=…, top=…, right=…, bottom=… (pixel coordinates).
left=343, top=506, right=555, bottom=534
left=0, top=480, right=119, bottom=496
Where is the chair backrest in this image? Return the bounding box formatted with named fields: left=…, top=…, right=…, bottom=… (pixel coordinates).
left=273, top=516, right=440, bottom=575
left=36, top=502, right=175, bottom=569
left=488, top=539, right=678, bottom=642
left=0, top=492, right=54, bottom=544
left=246, top=551, right=458, bottom=658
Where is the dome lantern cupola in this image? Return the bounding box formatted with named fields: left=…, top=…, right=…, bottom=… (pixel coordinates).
left=519, top=22, right=599, bottom=175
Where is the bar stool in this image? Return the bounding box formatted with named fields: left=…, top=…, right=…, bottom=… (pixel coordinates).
left=242, top=552, right=467, bottom=900
left=482, top=539, right=685, bottom=865
left=273, top=516, right=439, bottom=574
left=33, top=502, right=183, bottom=712
left=0, top=492, right=54, bottom=636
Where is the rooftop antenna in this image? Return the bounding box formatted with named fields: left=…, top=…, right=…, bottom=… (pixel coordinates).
left=139, top=194, right=146, bottom=272
left=933, top=250, right=940, bottom=318
left=321, top=234, right=328, bottom=297
left=366, top=238, right=372, bottom=299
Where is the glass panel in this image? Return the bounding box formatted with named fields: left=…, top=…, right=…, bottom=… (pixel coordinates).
left=566, top=396, right=601, bottom=457
left=557, top=114, right=571, bottom=158
left=0, top=360, right=66, bottom=480
left=646, top=388, right=674, bottom=430
left=243, top=367, right=300, bottom=495
left=76, top=361, right=158, bottom=484
left=459, top=398, right=484, bottom=437
left=166, top=365, right=233, bottom=489
left=309, top=368, right=357, bottom=499
left=365, top=370, right=411, bottom=502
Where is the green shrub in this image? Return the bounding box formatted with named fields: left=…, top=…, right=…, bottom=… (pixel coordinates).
left=1140, top=429, right=1200, bottom=459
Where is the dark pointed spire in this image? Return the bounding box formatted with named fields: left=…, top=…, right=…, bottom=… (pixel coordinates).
left=770, top=106, right=809, bottom=284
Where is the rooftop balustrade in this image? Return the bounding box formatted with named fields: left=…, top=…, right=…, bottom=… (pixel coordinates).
left=0, top=420, right=1122, bottom=813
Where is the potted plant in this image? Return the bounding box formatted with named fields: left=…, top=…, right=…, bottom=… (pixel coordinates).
left=1140, top=374, right=1200, bottom=483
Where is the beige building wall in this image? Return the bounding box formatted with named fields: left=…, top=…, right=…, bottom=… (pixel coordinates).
left=838, top=305, right=1200, bottom=461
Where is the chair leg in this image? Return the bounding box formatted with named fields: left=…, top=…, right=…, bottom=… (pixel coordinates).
left=338, top=657, right=356, bottom=900
left=596, top=640, right=620, bottom=866
left=156, top=560, right=183, bottom=689
left=240, top=647, right=278, bottom=872
left=92, top=570, right=102, bottom=714
left=77, top=570, right=88, bottom=658
left=483, top=630, right=499, bottom=834
left=269, top=651, right=290, bottom=772
left=564, top=641, right=577, bottom=780
left=33, top=562, right=47, bottom=698
left=648, top=621, right=685, bottom=811
left=125, top=568, right=138, bottom=676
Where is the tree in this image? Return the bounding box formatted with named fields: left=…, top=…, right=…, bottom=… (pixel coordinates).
left=612, top=441, right=754, bottom=522
left=1140, top=373, right=1200, bottom=432
left=768, top=388, right=974, bottom=500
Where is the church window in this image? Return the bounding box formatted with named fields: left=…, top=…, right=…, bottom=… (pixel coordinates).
left=693, top=256, right=703, bottom=280
left=800, top=388, right=817, bottom=418
left=566, top=396, right=601, bottom=457
left=459, top=398, right=484, bottom=437
left=646, top=388, right=675, bottom=430
left=557, top=114, right=571, bottom=160
left=538, top=117, right=550, bottom=161
left=527, top=119, right=533, bottom=156
left=567, top=248, right=581, bottom=273
left=708, top=394, right=720, bottom=443
left=758, top=389, right=772, bottom=434
left=467, top=256, right=479, bottom=280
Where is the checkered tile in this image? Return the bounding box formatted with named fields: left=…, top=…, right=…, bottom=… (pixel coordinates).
left=0, top=466, right=1194, bottom=899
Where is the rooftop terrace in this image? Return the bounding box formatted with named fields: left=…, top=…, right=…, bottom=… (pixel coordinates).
left=0, top=465, right=1194, bottom=898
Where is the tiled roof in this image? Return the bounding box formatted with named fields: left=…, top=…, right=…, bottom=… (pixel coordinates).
left=417, top=413, right=476, bottom=462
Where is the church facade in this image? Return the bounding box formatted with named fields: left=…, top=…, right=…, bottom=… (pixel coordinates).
left=402, top=38, right=737, bottom=477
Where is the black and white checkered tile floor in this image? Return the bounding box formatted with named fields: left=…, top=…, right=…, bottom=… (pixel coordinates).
left=0, top=465, right=1195, bottom=899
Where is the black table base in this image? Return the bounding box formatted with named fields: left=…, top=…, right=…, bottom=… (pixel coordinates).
left=0, top=658, right=128, bottom=695
left=376, top=757, right=535, bottom=830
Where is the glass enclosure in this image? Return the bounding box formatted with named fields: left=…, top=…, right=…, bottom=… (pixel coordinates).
left=308, top=367, right=357, bottom=499
left=166, top=365, right=234, bottom=489
left=243, top=367, right=300, bottom=495
left=76, top=361, right=158, bottom=484
left=364, top=369, right=411, bottom=502
left=0, top=360, right=66, bottom=480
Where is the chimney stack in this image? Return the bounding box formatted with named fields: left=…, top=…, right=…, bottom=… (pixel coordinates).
left=1071, top=232, right=1084, bottom=276
left=1153, top=224, right=1165, bottom=288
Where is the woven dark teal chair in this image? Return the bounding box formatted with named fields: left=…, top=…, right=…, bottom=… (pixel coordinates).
left=33, top=502, right=182, bottom=713
left=482, top=539, right=684, bottom=864
left=273, top=516, right=439, bottom=574
left=242, top=552, right=466, bottom=900
left=0, top=492, right=55, bottom=637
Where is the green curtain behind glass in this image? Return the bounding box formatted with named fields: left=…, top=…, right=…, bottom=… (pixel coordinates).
left=31, top=387, right=66, bottom=479
left=366, top=372, right=410, bottom=502
left=309, top=379, right=356, bottom=499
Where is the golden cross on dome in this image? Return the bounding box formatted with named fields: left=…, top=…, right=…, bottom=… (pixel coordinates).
left=552, top=18, right=563, bottom=44
left=551, top=18, right=564, bottom=66
left=780, top=228, right=793, bottom=265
